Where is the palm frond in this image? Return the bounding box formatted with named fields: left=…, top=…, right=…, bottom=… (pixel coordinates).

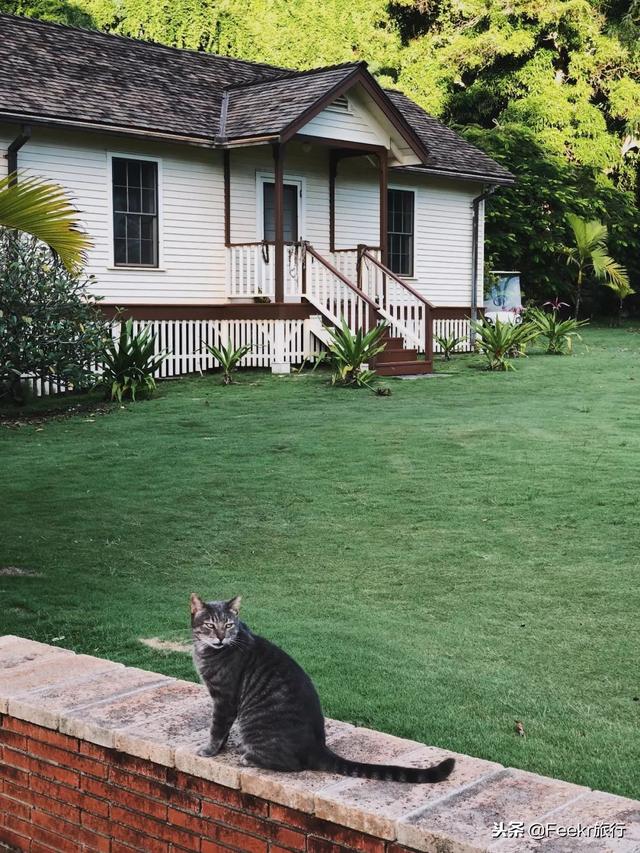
left=590, top=247, right=630, bottom=288
left=0, top=173, right=91, bottom=274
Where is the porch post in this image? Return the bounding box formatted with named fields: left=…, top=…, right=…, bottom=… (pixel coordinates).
left=329, top=150, right=338, bottom=253
left=223, top=150, right=231, bottom=246
left=273, top=142, right=286, bottom=303
left=378, top=151, right=388, bottom=266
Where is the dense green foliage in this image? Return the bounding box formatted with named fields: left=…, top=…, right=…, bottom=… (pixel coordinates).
left=3, top=0, right=639, bottom=309
left=0, top=229, right=106, bottom=403
left=2, top=326, right=640, bottom=798
left=101, top=317, right=165, bottom=401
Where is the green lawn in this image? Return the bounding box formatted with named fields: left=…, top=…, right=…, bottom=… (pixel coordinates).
left=1, top=326, right=638, bottom=799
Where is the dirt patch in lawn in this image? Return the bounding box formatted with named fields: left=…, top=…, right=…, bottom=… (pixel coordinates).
left=0, top=566, right=41, bottom=577
left=139, top=637, right=192, bottom=654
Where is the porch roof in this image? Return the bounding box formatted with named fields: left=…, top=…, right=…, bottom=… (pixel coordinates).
left=0, top=13, right=514, bottom=184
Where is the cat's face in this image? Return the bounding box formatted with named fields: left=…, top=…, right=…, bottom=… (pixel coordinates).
left=190, top=593, right=241, bottom=652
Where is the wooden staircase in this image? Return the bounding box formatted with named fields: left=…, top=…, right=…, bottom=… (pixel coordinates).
left=373, top=330, right=432, bottom=376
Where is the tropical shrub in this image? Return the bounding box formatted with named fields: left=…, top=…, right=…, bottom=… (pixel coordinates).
left=0, top=229, right=107, bottom=404
left=0, top=173, right=90, bottom=274
left=101, top=318, right=165, bottom=401
left=435, top=333, right=465, bottom=361
left=326, top=320, right=388, bottom=389
left=527, top=308, right=588, bottom=355
left=202, top=340, right=251, bottom=384
left=471, top=317, right=538, bottom=371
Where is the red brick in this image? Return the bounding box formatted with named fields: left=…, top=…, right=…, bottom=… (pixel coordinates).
left=110, top=821, right=169, bottom=853
left=0, top=760, right=30, bottom=788
left=0, top=728, right=28, bottom=751
left=271, top=846, right=300, bottom=853
left=386, top=845, right=421, bottom=853
left=30, top=787, right=80, bottom=823
left=80, top=774, right=117, bottom=801
left=79, top=740, right=112, bottom=761
left=269, top=806, right=384, bottom=853
left=110, top=765, right=200, bottom=813
left=5, top=719, right=77, bottom=752
left=0, top=814, right=32, bottom=852
left=168, top=807, right=208, bottom=835
left=29, top=773, right=106, bottom=819
left=117, top=788, right=168, bottom=820
left=202, top=803, right=304, bottom=850
left=203, top=825, right=268, bottom=853
left=308, top=839, right=352, bottom=853
left=3, top=747, right=80, bottom=788
left=2, top=780, right=33, bottom=805
left=199, top=779, right=269, bottom=817
left=0, top=792, right=31, bottom=821
left=111, top=804, right=199, bottom=851
left=31, top=842, right=64, bottom=853
left=32, top=810, right=110, bottom=853
left=80, top=810, right=112, bottom=836
left=112, top=751, right=168, bottom=782
left=26, top=737, right=108, bottom=779
left=111, top=842, right=139, bottom=853
left=200, top=843, right=236, bottom=853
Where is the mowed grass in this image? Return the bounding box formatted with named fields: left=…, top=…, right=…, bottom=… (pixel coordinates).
left=1, top=326, right=639, bottom=799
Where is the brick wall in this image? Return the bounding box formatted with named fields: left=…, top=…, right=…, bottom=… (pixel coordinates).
left=0, top=715, right=416, bottom=853
left=2, top=636, right=638, bottom=853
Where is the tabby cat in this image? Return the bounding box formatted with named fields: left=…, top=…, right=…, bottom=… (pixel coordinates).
left=191, top=594, right=455, bottom=783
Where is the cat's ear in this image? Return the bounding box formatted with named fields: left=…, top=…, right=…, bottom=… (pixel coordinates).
left=190, top=593, right=206, bottom=616
left=227, top=595, right=242, bottom=616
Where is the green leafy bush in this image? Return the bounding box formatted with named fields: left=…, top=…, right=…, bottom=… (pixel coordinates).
left=435, top=333, right=465, bottom=361
left=0, top=228, right=107, bottom=404
left=101, top=318, right=165, bottom=401
left=202, top=340, right=252, bottom=384
left=471, top=317, right=538, bottom=371
left=326, top=320, right=388, bottom=389
left=527, top=308, right=588, bottom=355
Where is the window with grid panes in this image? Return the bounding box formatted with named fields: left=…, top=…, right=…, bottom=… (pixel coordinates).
left=112, top=158, right=158, bottom=267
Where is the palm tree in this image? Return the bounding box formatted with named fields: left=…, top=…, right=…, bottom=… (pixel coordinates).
left=603, top=277, right=635, bottom=327
left=0, top=173, right=90, bottom=274
left=564, top=214, right=629, bottom=319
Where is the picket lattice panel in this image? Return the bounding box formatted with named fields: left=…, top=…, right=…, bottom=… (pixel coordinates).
left=433, top=317, right=472, bottom=353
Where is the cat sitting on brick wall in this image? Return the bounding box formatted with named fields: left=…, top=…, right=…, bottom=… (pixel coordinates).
left=190, top=593, right=454, bottom=783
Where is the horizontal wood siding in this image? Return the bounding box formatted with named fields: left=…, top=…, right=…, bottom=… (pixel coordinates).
left=1, top=125, right=483, bottom=309
left=0, top=124, right=226, bottom=304
left=301, top=91, right=390, bottom=147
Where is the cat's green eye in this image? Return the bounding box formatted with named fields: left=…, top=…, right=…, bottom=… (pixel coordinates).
left=225, top=621, right=234, bottom=628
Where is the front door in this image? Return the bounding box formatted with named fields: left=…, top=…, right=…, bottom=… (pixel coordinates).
left=262, top=182, right=299, bottom=242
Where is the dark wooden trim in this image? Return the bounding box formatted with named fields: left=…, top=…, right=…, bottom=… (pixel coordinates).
left=223, top=149, right=231, bottom=247
left=272, top=142, right=285, bottom=303
left=295, top=134, right=386, bottom=154
left=6, top=125, right=32, bottom=184
left=99, top=303, right=314, bottom=321
left=378, top=153, right=388, bottom=267
left=432, top=306, right=478, bottom=320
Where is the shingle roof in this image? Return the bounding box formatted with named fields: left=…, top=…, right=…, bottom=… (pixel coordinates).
left=387, top=91, right=514, bottom=183
left=223, top=65, right=360, bottom=140
left=0, top=13, right=513, bottom=183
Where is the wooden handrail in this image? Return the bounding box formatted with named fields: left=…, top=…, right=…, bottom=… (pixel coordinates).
left=360, top=248, right=436, bottom=310
left=304, top=243, right=384, bottom=319
left=227, top=240, right=299, bottom=248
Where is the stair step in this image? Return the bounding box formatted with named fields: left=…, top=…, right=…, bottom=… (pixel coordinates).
left=376, top=347, right=418, bottom=364
left=382, top=337, right=403, bottom=347
left=376, top=360, right=433, bottom=377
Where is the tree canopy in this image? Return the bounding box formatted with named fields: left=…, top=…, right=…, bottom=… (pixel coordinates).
left=3, top=0, right=639, bottom=310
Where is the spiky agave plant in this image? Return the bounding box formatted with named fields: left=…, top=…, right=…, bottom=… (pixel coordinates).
left=471, top=317, right=538, bottom=371
left=326, top=319, right=388, bottom=389
left=434, top=333, right=465, bottom=361
left=102, top=318, right=166, bottom=401
left=527, top=307, right=588, bottom=354
left=202, top=340, right=252, bottom=384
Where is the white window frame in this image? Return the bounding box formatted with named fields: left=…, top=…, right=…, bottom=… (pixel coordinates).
left=107, top=151, right=164, bottom=270
left=256, top=171, right=305, bottom=242
left=387, top=184, right=417, bottom=280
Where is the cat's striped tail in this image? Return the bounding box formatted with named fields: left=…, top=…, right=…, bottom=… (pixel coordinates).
left=318, top=749, right=455, bottom=783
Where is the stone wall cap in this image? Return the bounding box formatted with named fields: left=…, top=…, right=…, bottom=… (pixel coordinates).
left=1, top=635, right=638, bottom=851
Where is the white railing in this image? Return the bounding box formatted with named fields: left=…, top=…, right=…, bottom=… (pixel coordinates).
left=226, top=243, right=302, bottom=300
left=358, top=249, right=433, bottom=355
left=303, top=244, right=380, bottom=335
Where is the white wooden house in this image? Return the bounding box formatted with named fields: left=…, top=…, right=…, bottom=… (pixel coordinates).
left=0, top=14, right=514, bottom=376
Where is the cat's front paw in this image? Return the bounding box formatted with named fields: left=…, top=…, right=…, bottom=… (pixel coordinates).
left=197, top=744, right=220, bottom=758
